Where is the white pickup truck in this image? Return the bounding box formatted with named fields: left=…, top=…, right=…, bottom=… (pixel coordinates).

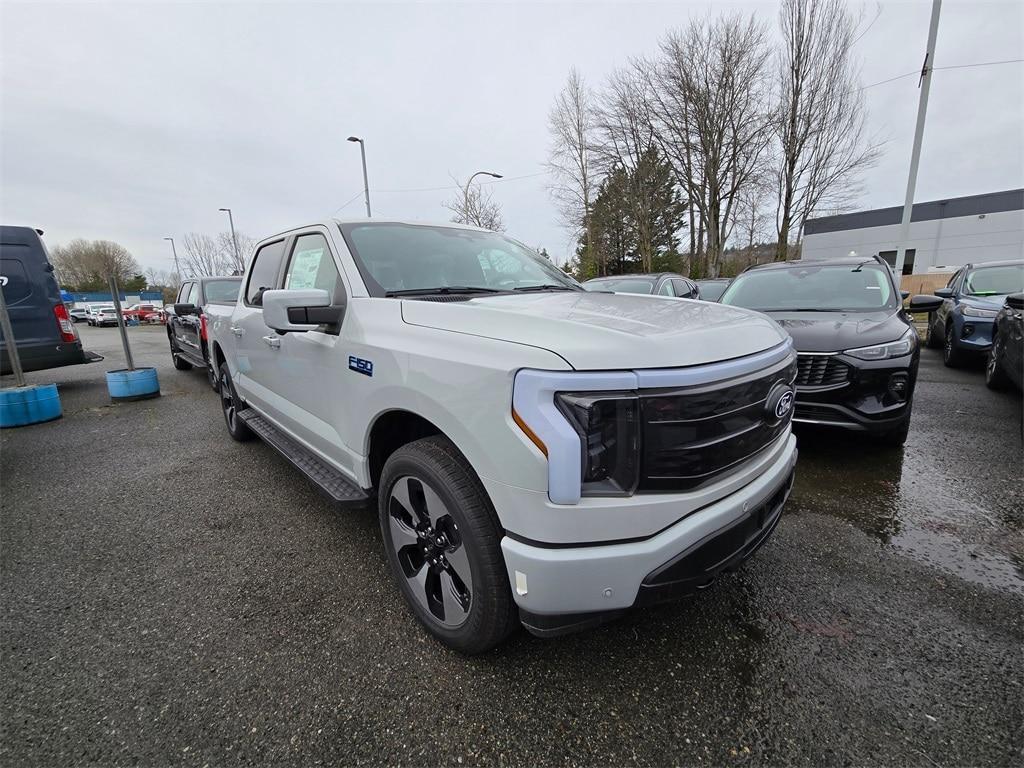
left=207, top=219, right=798, bottom=653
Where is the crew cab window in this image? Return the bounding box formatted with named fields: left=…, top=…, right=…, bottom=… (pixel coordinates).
left=284, top=234, right=341, bottom=295
left=246, top=240, right=286, bottom=306
left=658, top=280, right=675, bottom=296
left=186, top=283, right=199, bottom=306
left=177, top=282, right=192, bottom=303
left=672, top=279, right=694, bottom=298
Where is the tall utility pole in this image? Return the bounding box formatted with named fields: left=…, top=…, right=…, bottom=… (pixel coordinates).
left=163, top=236, right=182, bottom=278
left=347, top=136, right=371, bottom=217
left=219, top=207, right=242, bottom=268
left=893, top=0, right=942, bottom=287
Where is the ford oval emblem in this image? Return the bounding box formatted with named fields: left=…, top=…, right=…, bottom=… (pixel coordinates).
left=766, top=384, right=795, bottom=423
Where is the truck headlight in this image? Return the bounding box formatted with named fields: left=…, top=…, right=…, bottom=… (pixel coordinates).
left=961, top=305, right=999, bottom=318
left=844, top=327, right=917, bottom=361
left=554, top=392, right=640, bottom=496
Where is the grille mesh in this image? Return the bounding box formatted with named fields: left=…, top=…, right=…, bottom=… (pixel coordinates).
left=795, top=354, right=850, bottom=387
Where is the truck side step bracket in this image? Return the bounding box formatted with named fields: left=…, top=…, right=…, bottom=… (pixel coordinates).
left=238, top=410, right=370, bottom=506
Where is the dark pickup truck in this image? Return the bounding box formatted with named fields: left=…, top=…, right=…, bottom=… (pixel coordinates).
left=166, top=276, right=242, bottom=391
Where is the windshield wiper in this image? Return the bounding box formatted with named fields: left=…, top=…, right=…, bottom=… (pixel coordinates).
left=512, top=284, right=578, bottom=292
left=384, top=286, right=502, bottom=297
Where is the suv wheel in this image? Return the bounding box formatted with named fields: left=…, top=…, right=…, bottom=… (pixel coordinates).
left=219, top=362, right=253, bottom=442
left=170, top=336, right=193, bottom=371
left=944, top=323, right=967, bottom=368
left=985, top=333, right=1011, bottom=390
left=379, top=436, right=517, bottom=654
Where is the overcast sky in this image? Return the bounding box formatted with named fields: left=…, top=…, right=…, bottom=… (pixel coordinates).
left=1, top=0, right=1021, bottom=274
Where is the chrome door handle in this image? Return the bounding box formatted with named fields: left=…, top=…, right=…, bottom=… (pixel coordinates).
left=231, top=326, right=245, bottom=337
left=262, top=335, right=281, bottom=349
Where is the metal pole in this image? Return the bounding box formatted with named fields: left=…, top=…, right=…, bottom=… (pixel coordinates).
left=462, top=171, right=503, bottom=223
left=893, top=0, right=942, bottom=288
left=0, top=280, right=26, bottom=388
left=358, top=141, right=371, bottom=217
left=220, top=208, right=241, bottom=268
left=108, top=276, right=135, bottom=371
left=165, top=237, right=182, bottom=279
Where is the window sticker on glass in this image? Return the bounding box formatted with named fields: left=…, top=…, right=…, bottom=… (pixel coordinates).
left=286, top=247, right=325, bottom=290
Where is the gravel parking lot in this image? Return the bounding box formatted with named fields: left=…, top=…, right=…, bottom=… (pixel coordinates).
left=2, top=324, right=1022, bottom=766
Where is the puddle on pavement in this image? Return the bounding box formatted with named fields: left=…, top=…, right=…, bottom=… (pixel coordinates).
left=787, top=426, right=1023, bottom=595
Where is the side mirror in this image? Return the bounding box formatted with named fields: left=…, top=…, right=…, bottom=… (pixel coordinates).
left=173, top=303, right=197, bottom=316
left=908, top=295, right=944, bottom=313
left=262, top=288, right=344, bottom=333
left=933, top=287, right=953, bottom=299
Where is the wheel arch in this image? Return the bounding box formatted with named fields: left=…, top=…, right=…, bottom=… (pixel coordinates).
left=367, top=409, right=468, bottom=492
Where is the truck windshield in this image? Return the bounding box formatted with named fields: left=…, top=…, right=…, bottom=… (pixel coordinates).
left=339, top=223, right=579, bottom=297
left=720, top=263, right=898, bottom=312
left=963, top=264, right=1024, bottom=296
left=583, top=277, right=656, bottom=294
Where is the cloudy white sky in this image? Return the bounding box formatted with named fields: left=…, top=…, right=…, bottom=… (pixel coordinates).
left=1, top=0, right=1022, bottom=273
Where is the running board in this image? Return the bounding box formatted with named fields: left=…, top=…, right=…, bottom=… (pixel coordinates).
left=238, top=410, right=370, bottom=506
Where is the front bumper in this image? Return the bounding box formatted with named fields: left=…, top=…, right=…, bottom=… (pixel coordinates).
left=792, top=351, right=917, bottom=433
left=953, top=315, right=995, bottom=352
left=500, top=433, right=798, bottom=635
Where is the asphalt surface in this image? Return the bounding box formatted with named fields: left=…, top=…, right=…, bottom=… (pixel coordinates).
left=2, top=325, right=1022, bottom=766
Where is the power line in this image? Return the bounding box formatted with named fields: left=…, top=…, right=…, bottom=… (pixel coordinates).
left=861, top=57, right=1023, bottom=91
left=331, top=170, right=549, bottom=214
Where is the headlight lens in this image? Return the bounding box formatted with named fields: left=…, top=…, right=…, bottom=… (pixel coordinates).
left=961, top=305, right=999, bottom=318
left=844, top=327, right=917, bottom=361
left=554, top=391, right=640, bottom=496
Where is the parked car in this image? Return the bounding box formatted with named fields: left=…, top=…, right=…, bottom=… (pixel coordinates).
left=0, top=225, right=101, bottom=374
left=583, top=273, right=700, bottom=299
left=986, top=292, right=1023, bottom=390
left=166, top=276, right=242, bottom=390
left=925, top=259, right=1024, bottom=367
left=122, top=303, right=160, bottom=322
left=720, top=255, right=942, bottom=446
left=84, top=304, right=112, bottom=326
left=207, top=219, right=799, bottom=653
left=695, top=278, right=731, bottom=302
left=91, top=305, right=121, bottom=327
left=67, top=306, right=89, bottom=323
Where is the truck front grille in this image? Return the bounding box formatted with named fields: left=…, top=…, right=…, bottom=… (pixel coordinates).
left=638, top=357, right=797, bottom=492
left=795, top=354, right=850, bottom=387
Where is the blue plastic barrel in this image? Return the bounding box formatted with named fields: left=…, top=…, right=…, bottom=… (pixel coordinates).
left=106, top=367, right=160, bottom=402
left=0, top=383, right=63, bottom=428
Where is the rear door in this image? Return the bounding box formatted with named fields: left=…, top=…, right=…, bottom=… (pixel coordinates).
left=0, top=228, right=60, bottom=347
left=233, top=238, right=289, bottom=420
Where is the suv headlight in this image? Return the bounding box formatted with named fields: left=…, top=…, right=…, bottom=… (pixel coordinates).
left=844, top=327, right=917, bottom=361
left=554, top=391, right=640, bottom=496
left=961, top=305, right=999, bottom=318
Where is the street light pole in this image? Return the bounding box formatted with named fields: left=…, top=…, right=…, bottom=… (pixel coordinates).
left=893, top=0, right=942, bottom=287
left=347, top=136, right=371, bottom=217
left=163, top=237, right=182, bottom=279
left=462, top=171, right=503, bottom=226
left=219, top=207, right=242, bottom=269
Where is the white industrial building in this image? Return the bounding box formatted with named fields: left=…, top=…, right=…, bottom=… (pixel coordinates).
left=801, top=189, right=1023, bottom=275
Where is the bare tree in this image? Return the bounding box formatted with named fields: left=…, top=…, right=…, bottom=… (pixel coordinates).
left=180, top=232, right=230, bottom=277
left=51, top=239, right=141, bottom=290
left=216, top=230, right=256, bottom=272
left=774, top=0, right=882, bottom=260
left=444, top=177, right=505, bottom=231
left=547, top=68, right=600, bottom=272
left=650, top=14, right=774, bottom=277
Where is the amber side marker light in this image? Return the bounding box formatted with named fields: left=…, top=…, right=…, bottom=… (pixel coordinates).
left=512, top=408, right=548, bottom=457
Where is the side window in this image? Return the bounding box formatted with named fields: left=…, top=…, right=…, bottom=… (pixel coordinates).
left=283, top=233, right=342, bottom=296
left=186, top=283, right=199, bottom=306
left=947, top=269, right=962, bottom=291
left=246, top=240, right=287, bottom=306
left=658, top=280, right=675, bottom=297
left=672, top=279, right=693, bottom=298
left=177, top=282, right=192, bottom=303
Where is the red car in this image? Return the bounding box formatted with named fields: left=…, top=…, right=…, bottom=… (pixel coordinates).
left=122, top=303, right=161, bottom=323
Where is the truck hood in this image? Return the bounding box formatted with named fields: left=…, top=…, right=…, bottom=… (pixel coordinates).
left=400, top=292, right=788, bottom=370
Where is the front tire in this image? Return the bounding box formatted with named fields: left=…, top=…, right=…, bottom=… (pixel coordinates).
left=924, top=315, right=943, bottom=349
left=985, top=333, right=1011, bottom=390
left=944, top=323, right=967, bottom=368
left=219, top=362, right=253, bottom=442
left=170, top=335, right=193, bottom=370
left=379, top=436, right=517, bottom=654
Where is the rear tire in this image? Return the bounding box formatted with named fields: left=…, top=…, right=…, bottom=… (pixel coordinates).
left=219, top=362, right=253, bottom=442
left=379, top=436, right=517, bottom=654
left=985, top=333, right=1011, bottom=390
